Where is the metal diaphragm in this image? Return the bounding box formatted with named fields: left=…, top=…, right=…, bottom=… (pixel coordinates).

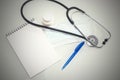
left=87, top=35, right=98, bottom=47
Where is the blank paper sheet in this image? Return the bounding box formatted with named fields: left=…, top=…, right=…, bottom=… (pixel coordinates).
left=6, top=23, right=60, bottom=78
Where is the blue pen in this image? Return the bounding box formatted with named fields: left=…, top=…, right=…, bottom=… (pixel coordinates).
left=62, top=41, right=85, bottom=70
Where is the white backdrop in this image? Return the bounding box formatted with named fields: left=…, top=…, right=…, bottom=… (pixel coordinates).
left=0, top=0, right=120, bottom=80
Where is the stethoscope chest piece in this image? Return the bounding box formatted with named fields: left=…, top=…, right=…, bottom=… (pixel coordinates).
left=87, top=35, right=98, bottom=47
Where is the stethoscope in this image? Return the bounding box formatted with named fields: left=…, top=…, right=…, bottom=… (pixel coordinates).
left=20, top=0, right=111, bottom=48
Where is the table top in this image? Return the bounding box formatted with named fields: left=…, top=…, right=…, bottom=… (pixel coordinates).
left=0, top=0, right=120, bottom=80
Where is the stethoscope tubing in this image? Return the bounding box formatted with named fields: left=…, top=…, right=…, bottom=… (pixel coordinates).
left=20, top=0, right=87, bottom=40
left=20, top=0, right=111, bottom=48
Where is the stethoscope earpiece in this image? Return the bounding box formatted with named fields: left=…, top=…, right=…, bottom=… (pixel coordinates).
left=102, top=38, right=108, bottom=45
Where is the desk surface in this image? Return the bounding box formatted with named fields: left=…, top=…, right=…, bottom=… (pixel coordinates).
left=0, top=0, right=120, bottom=80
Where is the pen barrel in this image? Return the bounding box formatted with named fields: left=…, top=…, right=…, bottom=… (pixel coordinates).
left=62, top=41, right=85, bottom=70
left=62, top=51, right=76, bottom=69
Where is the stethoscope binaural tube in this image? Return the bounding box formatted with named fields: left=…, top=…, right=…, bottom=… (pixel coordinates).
left=20, top=0, right=111, bottom=48
left=66, top=7, right=111, bottom=48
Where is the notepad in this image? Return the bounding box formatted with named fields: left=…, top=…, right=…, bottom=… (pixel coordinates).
left=6, top=19, right=60, bottom=78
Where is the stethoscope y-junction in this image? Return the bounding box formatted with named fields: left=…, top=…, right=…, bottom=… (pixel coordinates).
left=21, top=0, right=111, bottom=48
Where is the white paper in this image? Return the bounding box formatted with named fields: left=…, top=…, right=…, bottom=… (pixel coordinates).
left=45, top=24, right=80, bottom=46
left=7, top=24, right=60, bottom=78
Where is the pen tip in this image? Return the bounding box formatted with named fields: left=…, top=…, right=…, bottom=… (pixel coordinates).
left=61, top=67, right=64, bottom=70
left=62, top=66, right=65, bottom=70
